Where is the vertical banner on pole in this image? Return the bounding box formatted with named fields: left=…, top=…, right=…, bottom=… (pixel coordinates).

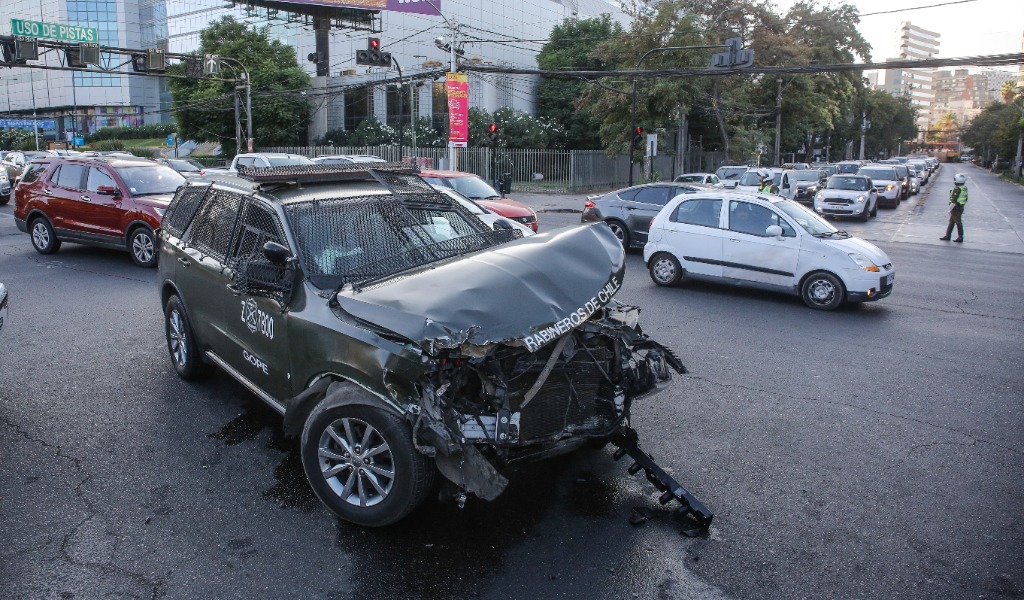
left=446, top=72, right=469, bottom=149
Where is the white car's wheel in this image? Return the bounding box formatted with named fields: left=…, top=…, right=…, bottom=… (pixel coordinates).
left=648, top=253, right=682, bottom=286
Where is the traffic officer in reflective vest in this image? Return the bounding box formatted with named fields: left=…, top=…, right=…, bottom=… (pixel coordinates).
left=759, top=173, right=778, bottom=194
left=940, top=173, right=968, bottom=242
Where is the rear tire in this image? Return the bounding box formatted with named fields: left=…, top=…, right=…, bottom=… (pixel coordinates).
left=30, top=217, right=61, bottom=254
left=801, top=272, right=845, bottom=311
left=301, top=403, right=434, bottom=527
left=605, top=220, right=630, bottom=248
left=165, top=295, right=207, bottom=380
left=648, top=252, right=682, bottom=286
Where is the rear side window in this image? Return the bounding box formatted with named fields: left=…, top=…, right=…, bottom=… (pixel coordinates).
left=616, top=187, right=641, bottom=201
left=162, top=185, right=209, bottom=238
left=633, top=186, right=671, bottom=206
left=19, top=163, right=47, bottom=184
left=54, top=164, right=87, bottom=190
left=187, top=188, right=243, bottom=261
left=672, top=199, right=722, bottom=228
left=230, top=200, right=287, bottom=264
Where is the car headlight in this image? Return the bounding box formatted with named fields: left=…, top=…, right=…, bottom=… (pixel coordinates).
left=154, top=207, right=166, bottom=218
left=855, top=195, right=866, bottom=203
left=848, top=252, right=879, bottom=272
left=885, top=184, right=895, bottom=191
left=815, top=192, right=823, bottom=201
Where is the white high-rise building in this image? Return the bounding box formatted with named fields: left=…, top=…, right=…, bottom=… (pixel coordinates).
left=877, top=21, right=941, bottom=140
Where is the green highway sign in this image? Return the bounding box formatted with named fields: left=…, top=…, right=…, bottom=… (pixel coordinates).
left=11, top=19, right=98, bottom=43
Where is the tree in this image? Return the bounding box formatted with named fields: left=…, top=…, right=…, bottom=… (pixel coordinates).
left=962, top=103, right=1022, bottom=165
left=928, top=112, right=959, bottom=147
left=468, top=107, right=564, bottom=149
left=536, top=16, right=623, bottom=149
left=1000, top=81, right=1019, bottom=105
left=861, top=89, right=917, bottom=158
left=167, top=17, right=311, bottom=155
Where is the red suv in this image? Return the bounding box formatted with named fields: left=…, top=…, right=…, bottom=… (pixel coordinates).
left=13, top=157, right=185, bottom=267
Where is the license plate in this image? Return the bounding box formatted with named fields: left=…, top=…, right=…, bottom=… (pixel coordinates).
left=884, top=274, right=894, bottom=286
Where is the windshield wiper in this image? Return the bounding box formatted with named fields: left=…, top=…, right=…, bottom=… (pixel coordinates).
left=813, top=230, right=850, bottom=239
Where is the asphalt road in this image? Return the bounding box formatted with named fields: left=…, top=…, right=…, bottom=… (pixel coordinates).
left=1, top=163, right=1021, bottom=599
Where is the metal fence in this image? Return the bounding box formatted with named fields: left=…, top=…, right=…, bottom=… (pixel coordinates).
left=255, top=146, right=735, bottom=193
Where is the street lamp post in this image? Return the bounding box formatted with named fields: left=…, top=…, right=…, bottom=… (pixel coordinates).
left=774, top=78, right=783, bottom=166
left=29, top=70, right=40, bottom=151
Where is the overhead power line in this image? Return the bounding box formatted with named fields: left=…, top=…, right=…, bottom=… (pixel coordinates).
left=459, top=53, right=1024, bottom=79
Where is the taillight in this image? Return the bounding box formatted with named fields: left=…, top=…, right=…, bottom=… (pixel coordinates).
left=584, top=199, right=595, bottom=209
left=199, top=170, right=206, bottom=176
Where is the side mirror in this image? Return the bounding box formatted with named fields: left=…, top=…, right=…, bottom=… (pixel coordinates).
left=765, top=225, right=783, bottom=238
left=95, top=185, right=119, bottom=196
left=262, top=241, right=292, bottom=265
left=492, top=218, right=515, bottom=230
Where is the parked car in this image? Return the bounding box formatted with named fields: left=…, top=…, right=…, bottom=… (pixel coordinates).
left=228, top=153, right=314, bottom=172
left=419, top=170, right=538, bottom=232
left=782, top=168, right=827, bottom=203
left=0, top=282, right=7, bottom=337
left=0, top=167, right=10, bottom=206
left=13, top=156, right=186, bottom=266
left=157, top=163, right=698, bottom=527
left=581, top=182, right=705, bottom=248
left=432, top=186, right=535, bottom=236
left=644, top=191, right=895, bottom=310
left=312, top=155, right=386, bottom=165
left=835, top=161, right=862, bottom=174
left=735, top=168, right=776, bottom=193
left=813, top=175, right=877, bottom=221
left=906, top=165, right=921, bottom=194
left=715, top=165, right=749, bottom=189
left=674, top=172, right=722, bottom=187
left=2, top=151, right=51, bottom=194
left=856, top=165, right=902, bottom=208
left=154, top=157, right=210, bottom=179
left=907, top=160, right=929, bottom=184
left=890, top=164, right=911, bottom=199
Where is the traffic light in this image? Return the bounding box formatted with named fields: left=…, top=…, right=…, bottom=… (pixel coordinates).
left=356, top=37, right=392, bottom=68
left=488, top=123, right=499, bottom=144
left=632, top=126, right=644, bottom=148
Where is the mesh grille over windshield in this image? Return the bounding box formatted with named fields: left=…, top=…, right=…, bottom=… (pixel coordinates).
left=286, top=194, right=522, bottom=291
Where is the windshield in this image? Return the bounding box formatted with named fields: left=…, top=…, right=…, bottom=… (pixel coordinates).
left=285, top=194, right=515, bottom=290
left=791, top=171, right=821, bottom=182
left=114, top=165, right=186, bottom=196
left=775, top=199, right=839, bottom=236
left=716, top=166, right=747, bottom=180
left=836, top=163, right=859, bottom=173
left=166, top=159, right=203, bottom=172
left=676, top=175, right=702, bottom=182
left=448, top=176, right=500, bottom=199
left=267, top=156, right=314, bottom=167
left=738, top=171, right=764, bottom=186
left=826, top=176, right=869, bottom=191
left=892, top=165, right=908, bottom=176
left=859, top=168, right=896, bottom=181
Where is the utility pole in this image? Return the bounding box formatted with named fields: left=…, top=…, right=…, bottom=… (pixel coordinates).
left=774, top=78, right=782, bottom=166
left=859, top=110, right=867, bottom=160
left=30, top=70, right=39, bottom=151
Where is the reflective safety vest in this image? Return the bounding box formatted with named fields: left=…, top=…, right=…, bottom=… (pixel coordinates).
left=759, top=183, right=773, bottom=192
left=950, top=184, right=968, bottom=206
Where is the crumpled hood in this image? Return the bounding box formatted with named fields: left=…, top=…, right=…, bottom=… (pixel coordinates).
left=333, top=223, right=625, bottom=355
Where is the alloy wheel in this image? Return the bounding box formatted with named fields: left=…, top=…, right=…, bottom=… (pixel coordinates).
left=318, top=417, right=395, bottom=508
left=168, top=309, right=187, bottom=366
left=32, top=222, right=50, bottom=250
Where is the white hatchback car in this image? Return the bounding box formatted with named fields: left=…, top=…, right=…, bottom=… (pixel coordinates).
left=643, top=191, right=895, bottom=310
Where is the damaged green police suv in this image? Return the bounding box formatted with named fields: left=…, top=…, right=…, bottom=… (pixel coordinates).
left=158, top=163, right=711, bottom=527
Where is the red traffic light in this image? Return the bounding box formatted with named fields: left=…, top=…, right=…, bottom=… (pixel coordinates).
left=369, top=38, right=380, bottom=50
left=635, top=127, right=643, bottom=136
left=488, top=123, right=498, bottom=134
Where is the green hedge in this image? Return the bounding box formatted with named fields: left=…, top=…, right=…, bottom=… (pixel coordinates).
left=86, top=124, right=177, bottom=143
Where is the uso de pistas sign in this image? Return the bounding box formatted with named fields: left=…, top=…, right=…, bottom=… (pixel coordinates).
left=12, top=19, right=98, bottom=43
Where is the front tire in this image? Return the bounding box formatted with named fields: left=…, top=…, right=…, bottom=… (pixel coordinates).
left=301, top=403, right=434, bottom=527
left=165, top=295, right=206, bottom=380
left=128, top=226, right=158, bottom=267
left=648, top=252, right=682, bottom=286
left=605, top=220, right=630, bottom=248
left=859, top=205, right=870, bottom=222
left=801, top=272, right=845, bottom=311
left=30, top=217, right=61, bottom=254
left=0, top=191, right=10, bottom=206
left=870, top=201, right=878, bottom=217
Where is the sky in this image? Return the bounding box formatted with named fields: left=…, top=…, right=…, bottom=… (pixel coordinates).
left=773, top=0, right=1023, bottom=67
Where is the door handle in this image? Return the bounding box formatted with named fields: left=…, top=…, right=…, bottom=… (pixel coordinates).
left=729, top=238, right=740, bottom=242
left=80, top=195, right=90, bottom=202
left=178, top=257, right=191, bottom=267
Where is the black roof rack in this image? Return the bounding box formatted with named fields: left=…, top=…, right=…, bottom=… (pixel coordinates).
left=235, top=162, right=419, bottom=185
